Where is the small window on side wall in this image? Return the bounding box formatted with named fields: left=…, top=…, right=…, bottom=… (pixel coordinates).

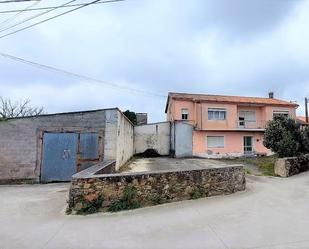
left=207, top=136, right=224, bottom=148
left=181, top=108, right=189, bottom=120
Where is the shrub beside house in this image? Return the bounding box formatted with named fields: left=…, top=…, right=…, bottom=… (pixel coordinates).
left=263, top=116, right=309, bottom=177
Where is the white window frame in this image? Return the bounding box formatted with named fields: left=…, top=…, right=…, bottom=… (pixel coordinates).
left=207, top=136, right=225, bottom=148
left=208, top=108, right=227, bottom=121
left=243, top=135, right=254, bottom=154
left=181, top=108, right=189, bottom=120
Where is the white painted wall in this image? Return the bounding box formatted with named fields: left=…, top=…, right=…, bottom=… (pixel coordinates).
left=134, top=122, right=170, bottom=155
left=115, top=111, right=134, bottom=170
left=104, top=109, right=119, bottom=161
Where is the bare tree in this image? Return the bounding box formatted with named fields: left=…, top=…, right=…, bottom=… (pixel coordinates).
left=0, top=97, right=45, bottom=119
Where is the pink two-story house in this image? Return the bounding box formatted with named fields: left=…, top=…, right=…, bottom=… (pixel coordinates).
left=165, top=92, right=298, bottom=157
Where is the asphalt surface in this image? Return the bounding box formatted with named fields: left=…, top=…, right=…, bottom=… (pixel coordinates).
left=1, top=172, right=309, bottom=249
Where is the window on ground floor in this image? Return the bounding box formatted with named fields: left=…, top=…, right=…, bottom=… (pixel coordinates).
left=207, top=136, right=224, bottom=148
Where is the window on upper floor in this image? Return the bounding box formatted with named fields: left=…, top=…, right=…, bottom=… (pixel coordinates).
left=207, top=136, right=225, bottom=148
left=181, top=108, right=189, bottom=120
left=208, top=108, right=226, bottom=120
left=273, top=110, right=289, bottom=118
left=239, top=111, right=256, bottom=122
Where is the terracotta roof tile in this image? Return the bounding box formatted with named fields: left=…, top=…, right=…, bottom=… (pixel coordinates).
left=297, top=116, right=309, bottom=124
left=168, top=92, right=298, bottom=107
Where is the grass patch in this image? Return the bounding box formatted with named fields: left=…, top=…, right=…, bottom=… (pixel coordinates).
left=222, top=155, right=277, bottom=176
left=245, top=168, right=252, bottom=175
left=108, top=186, right=141, bottom=212
left=259, top=161, right=275, bottom=176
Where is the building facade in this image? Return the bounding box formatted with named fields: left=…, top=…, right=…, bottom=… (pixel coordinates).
left=0, top=108, right=134, bottom=183
left=165, top=92, right=298, bottom=158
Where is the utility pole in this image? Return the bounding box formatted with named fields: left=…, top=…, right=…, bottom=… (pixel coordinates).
left=305, top=97, right=309, bottom=123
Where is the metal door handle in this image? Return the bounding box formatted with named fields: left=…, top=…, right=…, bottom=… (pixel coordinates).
left=62, top=149, right=71, bottom=160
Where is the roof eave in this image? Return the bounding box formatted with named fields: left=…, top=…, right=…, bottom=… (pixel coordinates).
left=170, top=96, right=299, bottom=107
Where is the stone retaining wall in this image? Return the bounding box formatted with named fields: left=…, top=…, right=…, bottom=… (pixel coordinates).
left=68, top=162, right=245, bottom=213
left=275, top=154, right=309, bottom=177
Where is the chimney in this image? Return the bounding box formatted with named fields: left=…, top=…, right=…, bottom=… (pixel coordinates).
left=268, top=92, right=274, bottom=99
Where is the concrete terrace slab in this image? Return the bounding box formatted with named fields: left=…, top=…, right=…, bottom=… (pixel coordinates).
left=2, top=173, right=309, bottom=248
left=121, top=157, right=241, bottom=173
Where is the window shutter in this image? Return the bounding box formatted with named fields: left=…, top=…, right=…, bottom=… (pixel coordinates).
left=207, top=136, right=224, bottom=148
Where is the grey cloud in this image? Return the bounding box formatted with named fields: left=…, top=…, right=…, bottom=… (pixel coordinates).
left=0, top=0, right=308, bottom=122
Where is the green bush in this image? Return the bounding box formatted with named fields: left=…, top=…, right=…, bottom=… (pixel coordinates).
left=302, top=126, right=309, bottom=153
left=264, top=116, right=303, bottom=157
left=76, top=195, right=104, bottom=215
left=108, top=186, right=141, bottom=212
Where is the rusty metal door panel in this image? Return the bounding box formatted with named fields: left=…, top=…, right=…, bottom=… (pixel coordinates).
left=80, top=133, right=99, bottom=160
left=41, top=133, right=78, bottom=182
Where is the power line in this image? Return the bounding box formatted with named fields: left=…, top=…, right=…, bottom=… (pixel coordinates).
left=0, top=0, right=124, bottom=39
left=0, top=0, right=39, bottom=3
left=0, top=0, right=41, bottom=29
left=0, top=0, right=77, bottom=33
left=0, top=1, right=113, bottom=13
left=0, top=52, right=166, bottom=98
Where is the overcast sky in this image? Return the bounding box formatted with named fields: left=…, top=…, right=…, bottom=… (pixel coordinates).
left=0, top=0, right=308, bottom=122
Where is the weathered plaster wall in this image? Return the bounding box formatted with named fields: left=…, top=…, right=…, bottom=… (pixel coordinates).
left=68, top=165, right=246, bottom=213
left=275, top=154, right=309, bottom=177
left=0, top=109, right=122, bottom=182
left=134, top=122, right=170, bottom=155
left=103, top=110, right=118, bottom=161
left=115, top=111, right=134, bottom=170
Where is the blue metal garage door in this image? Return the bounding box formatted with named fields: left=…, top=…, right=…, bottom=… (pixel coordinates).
left=80, top=133, right=99, bottom=160
left=78, top=132, right=100, bottom=171
left=41, top=133, right=78, bottom=182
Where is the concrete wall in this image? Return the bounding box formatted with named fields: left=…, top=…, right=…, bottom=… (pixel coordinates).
left=134, top=122, right=170, bottom=155
left=103, top=110, right=118, bottom=161
left=68, top=164, right=245, bottom=213
left=115, top=112, right=134, bottom=170
left=0, top=108, right=132, bottom=182
left=174, top=121, right=193, bottom=158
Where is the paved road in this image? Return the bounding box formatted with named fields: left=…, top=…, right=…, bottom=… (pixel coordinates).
left=1, top=172, right=309, bottom=249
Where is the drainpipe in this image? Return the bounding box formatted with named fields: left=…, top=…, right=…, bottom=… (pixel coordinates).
left=200, top=104, right=203, bottom=129
left=194, top=100, right=197, bottom=128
